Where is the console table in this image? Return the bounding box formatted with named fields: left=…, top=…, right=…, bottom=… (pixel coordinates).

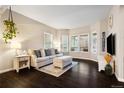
left=13, top=55, right=30, bottom=73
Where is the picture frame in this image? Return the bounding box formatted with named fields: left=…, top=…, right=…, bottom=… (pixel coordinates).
left=108, top=15, right=113, bottom=29
left=101, top=32, right=106, bottom=52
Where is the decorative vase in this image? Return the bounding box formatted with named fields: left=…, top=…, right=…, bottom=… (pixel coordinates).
left=105, top=64, right=112, bottom=76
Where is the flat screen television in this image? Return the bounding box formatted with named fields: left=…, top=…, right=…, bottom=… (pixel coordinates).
left=107, top=33, right=116, bottom=55
left=112, top=34, right=116, bottom=55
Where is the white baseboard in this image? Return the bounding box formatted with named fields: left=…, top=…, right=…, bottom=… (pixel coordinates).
left=115, top=72, right=124, bottom=82
left=90, top=58, right=98, bottom=62
left=73, top=57, right=98, bottom=62
left=117, top=78, right=124, bottom=82
left=0, top=68, right=14, bottom=74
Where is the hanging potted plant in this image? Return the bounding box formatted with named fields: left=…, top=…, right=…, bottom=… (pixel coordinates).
left=3, top=6, right=18, bottom=43
left=104, top=53, right=113, bottom=76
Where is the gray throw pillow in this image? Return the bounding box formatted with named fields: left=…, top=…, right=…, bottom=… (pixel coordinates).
left=55, top=49, right=59, bottom=54
left=45, top=49, right=52, bottom=56
left=34, top=50, right=42, bottom=58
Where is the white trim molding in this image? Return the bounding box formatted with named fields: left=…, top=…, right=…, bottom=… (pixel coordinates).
left=0, top=68, right=14, bottom=74
left=72, top=57, right=98, bottom=62
left=115, top=72, right=124, bottom=82
left=117, top=78, right=124, bottom=82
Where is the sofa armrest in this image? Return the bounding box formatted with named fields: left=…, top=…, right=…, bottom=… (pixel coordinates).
left=56, top=53, right=63, bottom=57
left=30, top=54, right=37, bottom=67
left=59, top=52, right=64, bottom=55
left=60, top=52, right=63, bottom=55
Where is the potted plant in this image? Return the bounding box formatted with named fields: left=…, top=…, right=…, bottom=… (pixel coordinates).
left=3, top=6, right=18, bottom=43
left=104, top=53, right=113, bottom=76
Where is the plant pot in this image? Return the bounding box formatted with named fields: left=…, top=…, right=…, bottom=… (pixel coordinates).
left=105, top=64, right=112, bottom=76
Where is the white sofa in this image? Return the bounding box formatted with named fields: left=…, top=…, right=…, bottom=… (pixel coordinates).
left=28, top=48, right=63, bottom=69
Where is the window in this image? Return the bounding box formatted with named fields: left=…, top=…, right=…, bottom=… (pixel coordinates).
left=61, top=35, right=69, bottom=52
left=44, top=32, right=53, bottom=49
left=71, top=36, right=79, bottom=51
left=79, top=34, right=89, bottom=52
left=91, top=33, right=97, bottom=54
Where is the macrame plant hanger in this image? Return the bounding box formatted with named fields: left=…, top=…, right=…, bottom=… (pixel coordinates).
left=8, top=6, right=13, bottom=22
left=3, top=6, right=17, bottom=43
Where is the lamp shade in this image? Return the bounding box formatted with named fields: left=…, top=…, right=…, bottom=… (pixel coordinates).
left=10, top=42, right=21, bottom=49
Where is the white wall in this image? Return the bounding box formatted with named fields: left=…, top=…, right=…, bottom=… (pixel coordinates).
left=0, top=10, right=57, bottom=72
left=100, top=6, right=124, bottom=82
left=0, top=16, right=16, bottom=72
left=117, top=6, right=124, bottom=81
left=123, top=7, right=124, bottom=80
left=22, top=24, right=57, bottom=50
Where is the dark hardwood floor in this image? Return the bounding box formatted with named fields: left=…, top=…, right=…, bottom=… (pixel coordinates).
left=0, top=58, right=124, bottom=88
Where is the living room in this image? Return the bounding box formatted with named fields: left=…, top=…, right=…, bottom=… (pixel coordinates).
left=0, top=5, right=124, bottom=88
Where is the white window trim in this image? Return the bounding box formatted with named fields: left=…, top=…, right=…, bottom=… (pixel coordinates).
left=61, top=34, right=69, bottom=52
left=44, top=32, right=53, bottom=49
left=70, top=35, right=79, bottom=52
left=91, top=31, right=97, bottom=54
left=70, top=33, right=89, bottom=52
left=79, top=33, right=89, bottom=53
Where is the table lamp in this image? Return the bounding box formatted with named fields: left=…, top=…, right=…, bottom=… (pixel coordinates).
left=10, top=42, right=22, bottom=56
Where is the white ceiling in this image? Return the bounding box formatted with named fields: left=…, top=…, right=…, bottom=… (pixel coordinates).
left=11, top=5, right=112, bottom=29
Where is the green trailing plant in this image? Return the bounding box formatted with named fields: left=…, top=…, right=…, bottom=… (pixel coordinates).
left=3, top=6, right=18, bottom=43
left=3, top=20, right=17, bottom=43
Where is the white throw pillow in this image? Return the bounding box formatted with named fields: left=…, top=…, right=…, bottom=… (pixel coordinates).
left=40, top=48, right=46, bottom=57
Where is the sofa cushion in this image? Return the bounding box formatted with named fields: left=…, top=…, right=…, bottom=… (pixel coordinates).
left=40, top=48, right=46, bottom=57
left=45, top=49, right=52, bottom=56
left=56, top=53, right=63, bottom=57
left=49, top=55, right=56, bottom=59
left=34, top=50, right=42, bottom=58
left=36, top=57, right=49, bottom=62
left=51, top=48, right=55, bottom=55
left=55, top=49, right=59, bottom=54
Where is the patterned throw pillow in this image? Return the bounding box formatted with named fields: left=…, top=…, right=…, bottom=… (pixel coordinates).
left=45, top=49, right=52, bottom=56
left=55, top=49, right=59, bottom=54
left=34, top=50, right=42, bottom=58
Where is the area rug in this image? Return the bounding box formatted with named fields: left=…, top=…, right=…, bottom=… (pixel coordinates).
left=37, top=61, right=78, bottom=77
